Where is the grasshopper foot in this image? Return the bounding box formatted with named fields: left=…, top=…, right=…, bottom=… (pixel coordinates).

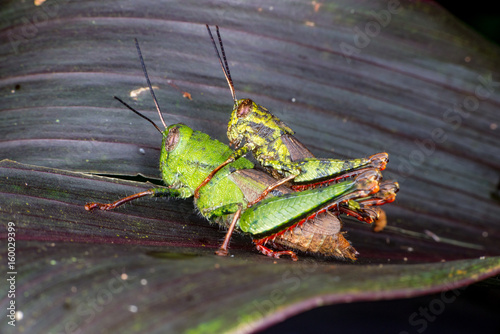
left=255, top=244, right=298, bottom=261
left=84, top=190, right=154, bottom=212
left=85, top=202, right=113, bottom=211
left=372, top=209, right=387, bottom=232
left=215, top=248, right=229, bottom=257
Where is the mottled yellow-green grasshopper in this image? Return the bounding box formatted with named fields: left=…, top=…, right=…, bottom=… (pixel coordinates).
left=195, top=26, right=394, bottom=221
left=85, top=39, right=394, bottom=260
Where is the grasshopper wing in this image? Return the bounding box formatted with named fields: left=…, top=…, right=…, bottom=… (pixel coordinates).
left=239, top=170, right=381, bottom=239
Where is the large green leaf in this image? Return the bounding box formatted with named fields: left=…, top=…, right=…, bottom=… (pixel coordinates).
left=1, top=0, right=499, bottom=332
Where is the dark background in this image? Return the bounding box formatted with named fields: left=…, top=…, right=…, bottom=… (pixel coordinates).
left=264, top=2, right=500, bottom=333
left=435, top=1, right=500, bottom=45
left=262, top=279, right=500, bottom=334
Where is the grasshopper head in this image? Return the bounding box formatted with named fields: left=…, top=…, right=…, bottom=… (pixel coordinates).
left=159, top=124, right=193, bottom=187
left=227, top=98, right=255, bottom=148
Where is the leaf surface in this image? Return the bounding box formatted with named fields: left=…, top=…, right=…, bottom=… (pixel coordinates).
left=1, top=0, right=500, bottom=332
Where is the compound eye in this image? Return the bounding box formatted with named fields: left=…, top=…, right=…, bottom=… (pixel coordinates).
left=236, top=99, right=253, bottom=118
left=165, top=127, right=180, bottom=152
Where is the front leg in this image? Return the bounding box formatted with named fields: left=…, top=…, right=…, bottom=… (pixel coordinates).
left=246, top=173, right=297, bottom=208
left=215, top=204, right=242, bottom=257
left=245, top=159, right=302, bottom=207
left=85, top=186, right=189, bottom=211
left=203, top=203, right=245, bottom=257
left=194, top=145, right=251, bottom=199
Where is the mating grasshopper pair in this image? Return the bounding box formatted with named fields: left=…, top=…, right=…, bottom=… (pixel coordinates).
left=195, top=26, right=397, bottom=226
left=85, top=28, right=398, bottom=261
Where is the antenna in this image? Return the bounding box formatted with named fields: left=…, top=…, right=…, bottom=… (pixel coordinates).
left=206, top=25, right=237, bottom=105
left=114, top=96, right=162, bottom=134
left=134, top=38, right=168, bottom=129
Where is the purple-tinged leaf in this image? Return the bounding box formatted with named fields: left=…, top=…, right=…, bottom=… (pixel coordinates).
left=1, top=0, right=500, bottom=332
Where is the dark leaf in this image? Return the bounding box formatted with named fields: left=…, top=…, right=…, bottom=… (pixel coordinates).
left=1, top=0, right=500, bottom=332
left=2, top=160, right=500, bottom=333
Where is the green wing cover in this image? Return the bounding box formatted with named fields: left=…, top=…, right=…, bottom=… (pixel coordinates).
left=239, top=180, right=359, bottom=238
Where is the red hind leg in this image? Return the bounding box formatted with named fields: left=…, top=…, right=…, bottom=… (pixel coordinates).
left=255, top=243, right=298, bottom=261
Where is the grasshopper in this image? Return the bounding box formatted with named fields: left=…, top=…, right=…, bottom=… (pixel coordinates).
left=85, top=39, right=395, bottom=260
left=195, top=26, right=392, bottom=214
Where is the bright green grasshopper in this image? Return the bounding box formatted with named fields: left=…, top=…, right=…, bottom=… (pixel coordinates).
left=195, top=26, right=392, bottom=213
left=85, top=39, right=393, bottom=260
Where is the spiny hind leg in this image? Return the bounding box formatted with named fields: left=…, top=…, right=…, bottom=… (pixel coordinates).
left=290, top=153, right=389, bottom=190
